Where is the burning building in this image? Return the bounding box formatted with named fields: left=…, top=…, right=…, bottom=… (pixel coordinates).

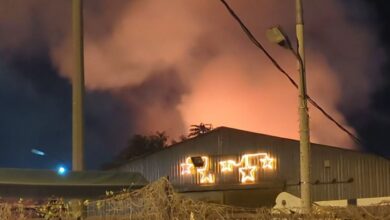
left=118, top=127, right=390, bottom=207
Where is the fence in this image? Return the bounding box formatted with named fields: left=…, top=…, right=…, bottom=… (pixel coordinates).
left=0, top=177, right=389, bottom=219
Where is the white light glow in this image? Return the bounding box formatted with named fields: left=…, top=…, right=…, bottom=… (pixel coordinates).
left=197, top=156, right=215, bottom=184
left=180, top=157, right=194, bottom=175
left=180, top=156, right=215, bottom=184
left=260, top=155, right=274, bottom=169
left=31, top=148, right=45, bottom=156
left=239, top=166, right=257, bottom=183
left=219, top=153, right=274, bottom=183
left=57, top=166, right=67, bottom=176
left=219, top=160, right=236, bottom=172
left=181, top=152, right=274, bottom=184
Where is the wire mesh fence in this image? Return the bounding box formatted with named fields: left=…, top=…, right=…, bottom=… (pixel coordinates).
left=0, top=177, right=389, bottom=219
left=84, top=177, right=390, bottom=220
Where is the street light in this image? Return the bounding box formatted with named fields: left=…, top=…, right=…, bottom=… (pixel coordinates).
left=220, top=0, right=311, bottom=212
left=31, top=149, right=69, bottom=176
left=31, top=148, right=46, bottom=156
left=266, top=1, right=312, bottom=212
left=57, top=165, right=68, bottom=176
left=266, top=26, right=292, bottom=50
left=265, top=26, right=303, bottom=68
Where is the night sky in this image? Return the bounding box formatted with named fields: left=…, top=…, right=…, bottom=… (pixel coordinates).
left=0, top=1, right=389, bottom=170
left=353, top=0, right=390, bottom=158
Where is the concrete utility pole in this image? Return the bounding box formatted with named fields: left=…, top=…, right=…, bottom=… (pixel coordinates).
left=296, top=0, right=311, bottom=212
left=72, top=0, right=85, bottom=171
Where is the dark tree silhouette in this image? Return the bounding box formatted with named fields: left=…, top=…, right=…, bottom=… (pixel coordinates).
left=188, top=123, right=213, bottom=138
left=101, top=131, right=169, bottom=170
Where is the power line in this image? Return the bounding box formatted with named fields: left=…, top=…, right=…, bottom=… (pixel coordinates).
left=219, top=0, right=362, bottom=145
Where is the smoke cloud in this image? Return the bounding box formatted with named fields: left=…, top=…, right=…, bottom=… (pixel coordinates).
left=53, top=0, right=380, bottom=148
left=0, top=0, right=385, bottom=167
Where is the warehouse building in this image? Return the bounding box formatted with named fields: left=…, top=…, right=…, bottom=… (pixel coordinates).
left=119, top=127, right=390, bottom=207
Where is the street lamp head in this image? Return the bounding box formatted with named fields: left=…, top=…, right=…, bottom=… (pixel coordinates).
left=266, top=26, right=292, bottom=49
left=57, top=165, right=68, bottom=176
left=31, top=148, right=46, bottom=156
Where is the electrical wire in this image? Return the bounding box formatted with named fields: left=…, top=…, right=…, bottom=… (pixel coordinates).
left=219, top=0, right=362, bottom=145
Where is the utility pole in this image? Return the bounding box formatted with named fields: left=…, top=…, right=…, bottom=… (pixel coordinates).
left=72, top=0, right=85, bottom=171
left=221, top=0, right=312, bottom=212
left=296, top=0, right=311, bottom=212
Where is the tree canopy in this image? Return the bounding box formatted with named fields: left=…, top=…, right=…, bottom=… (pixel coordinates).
left=102, top=123, right=213, bottom=170
left=101, top=132, right=168, bottom=170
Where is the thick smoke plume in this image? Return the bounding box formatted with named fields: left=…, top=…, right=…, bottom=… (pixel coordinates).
left=0, top=0, right=384, bottom=156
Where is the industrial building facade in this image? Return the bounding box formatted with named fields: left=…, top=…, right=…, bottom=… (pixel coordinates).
left=119, top=127, right=390, bottom=207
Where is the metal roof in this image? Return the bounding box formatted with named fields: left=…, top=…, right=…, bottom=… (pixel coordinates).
left=0, top=168, right=148, bottom=186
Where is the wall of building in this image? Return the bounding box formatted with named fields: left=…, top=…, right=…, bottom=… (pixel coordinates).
left=120, top=127, right=390, bottom=203
left=182, top=188, right=282, bottom=207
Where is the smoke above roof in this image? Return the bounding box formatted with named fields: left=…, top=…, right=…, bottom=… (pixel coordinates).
left=0, top=0, right=385, bottom=163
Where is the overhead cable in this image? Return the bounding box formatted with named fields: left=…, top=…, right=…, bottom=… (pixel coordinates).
left=219, top=0, right=362, bottom=145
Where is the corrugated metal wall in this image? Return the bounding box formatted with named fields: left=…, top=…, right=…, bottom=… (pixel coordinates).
left=120, top=127, right=390, bottom=201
